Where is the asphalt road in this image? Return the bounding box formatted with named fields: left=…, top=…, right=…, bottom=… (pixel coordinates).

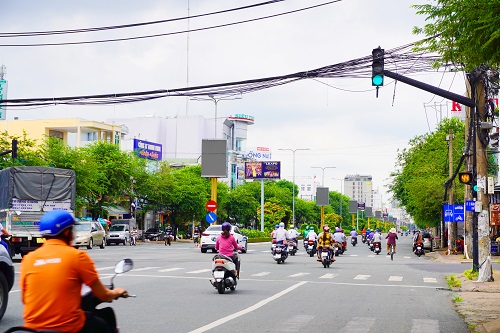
left=0, top=236, right=471, bottom=333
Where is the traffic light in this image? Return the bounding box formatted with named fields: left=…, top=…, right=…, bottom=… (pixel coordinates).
left=371, top=47, right=384, bottom=87
left=458, top=172, right=473, bottom=185
left=11, top=139, right=17, bottom=159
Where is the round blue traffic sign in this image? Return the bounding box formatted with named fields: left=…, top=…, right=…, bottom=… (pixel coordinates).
left=206, top=212, right=217, bottom=224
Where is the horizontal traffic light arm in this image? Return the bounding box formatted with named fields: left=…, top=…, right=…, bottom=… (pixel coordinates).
left=0, top=150, right=12, bottom=157
left=383, top=70, right=475, bottom=108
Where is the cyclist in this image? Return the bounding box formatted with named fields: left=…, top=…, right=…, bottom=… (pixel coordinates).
left=386, top=227, right=399, bottom=255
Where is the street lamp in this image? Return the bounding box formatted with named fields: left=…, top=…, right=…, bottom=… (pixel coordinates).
left=279, top=148, right=310, bottom=227
left=332, top=177, right=344, bottom=223
left=311, top=166, right=336, bottom=186
left=191, top=94, right=241, bottom=138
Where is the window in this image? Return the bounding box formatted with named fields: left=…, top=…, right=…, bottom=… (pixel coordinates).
left=49, top=130, right=64, bottom=140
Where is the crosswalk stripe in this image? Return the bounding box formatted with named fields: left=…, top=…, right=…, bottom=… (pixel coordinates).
left=341, top=316, right=376, bottom=332
left=354, top=275, right=371, bottom=280
left=319, top=273, right=338, bottom=279
left=132, top=267, right=159, bottom=272
left=251, top=272, right=270, bottom=277
left=288, top=272, right=310, bottom=278
left=411, top=319, right=439, bottom=333
left=158, top=268, right=184, bottom=273
left=187, top=269, right=212, bottom=274
left=96, top=266, right=115, bottom=271
left=389, top=276, right=403, bottom=282
left=423, top=277, right=437, bottom=283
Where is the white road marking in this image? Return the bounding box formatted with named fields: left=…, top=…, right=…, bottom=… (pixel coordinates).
left=354, top=275, right=371, bottom=280
left=158, top=267, right=184, bottom=273
left=132, top=267, right=159, bottom=272
left=188, top=281, right=308, bottom=333
left=411, top=319, right=440, bottom=333
left=340, top=317, right=376, bottom=333
left=187, top=269, right=211, bottom=274
left=423, top=277, right=437, bottom=283
left=288, top=272, right=310, bottom=278
left=388, top=276, right=403, bottom=282
left=96, top=266, right=115, bottom=271
left=251, top=272, right=270, bottom=277
left=319, top=273, right=338, bottom=279
left=349, top=254, right=359, bottom=257
left=404, top=256, right=412, bottom=259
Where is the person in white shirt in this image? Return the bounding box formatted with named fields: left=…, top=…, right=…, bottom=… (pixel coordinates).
left=286, top=226, right=300, bottom=251
left=307, top=228, right=318, bottom=241
left=274, top=222, right=288, bottom=245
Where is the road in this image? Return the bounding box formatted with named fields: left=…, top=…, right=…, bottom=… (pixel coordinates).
left=0, top=235, right=470, bottom=332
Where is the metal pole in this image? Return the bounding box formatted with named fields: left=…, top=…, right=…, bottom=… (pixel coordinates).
left=292, top=150, right=296, bottom=227
left=261, top=180, right=265, bottom=232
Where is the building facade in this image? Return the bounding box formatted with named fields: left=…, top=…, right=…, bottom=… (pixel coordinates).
left=344, top=174, right=373, bottom=208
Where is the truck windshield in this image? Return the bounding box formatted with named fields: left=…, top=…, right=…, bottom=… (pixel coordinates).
left=110, top=225, right=125, bottom=231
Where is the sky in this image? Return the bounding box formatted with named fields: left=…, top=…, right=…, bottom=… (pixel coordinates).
left=0, top=0, right=467, bottom=204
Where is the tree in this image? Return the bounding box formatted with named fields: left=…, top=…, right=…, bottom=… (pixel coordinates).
left=388, top=118, right=465, bottom=228
left=412, top=1, right=500, bottom=70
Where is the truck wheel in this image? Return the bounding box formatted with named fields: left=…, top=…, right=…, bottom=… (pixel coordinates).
left=0, top=272, right=9, bottom=321
left=87, top=238, right=93, bottom=250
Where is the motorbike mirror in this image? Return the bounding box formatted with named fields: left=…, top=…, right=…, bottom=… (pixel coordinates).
left=114, top=258, right=134, bottom=274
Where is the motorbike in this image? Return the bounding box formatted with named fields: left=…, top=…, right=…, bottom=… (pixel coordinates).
left=373, top=241, right=381, bottom=255
left=271, top=239, right=277, bottom=253
left=333, top=242, right=341, bottom=256
left=320, top=248, right=333, bottom=268
left=368, top=240, right=374, bottom=251
left=129, top=233, right=137, bottom=246
left=5, top=258, right=135, bottom=333
left=164, top=230, right=173, bottom=246
left=361, top=234, right=367, bottom=243
left=287, top=239, right=298, bottom=256
left=305, top=239, right=317, bottom=257
left=210, top=253, right=239, bottom=294
left=272, top=243, right=288, bottom=264
left=351, top=236, right=357, bottom=247
left=414, top=242, right=424, bottom=257
left=341, top=241, right=347, bottom=253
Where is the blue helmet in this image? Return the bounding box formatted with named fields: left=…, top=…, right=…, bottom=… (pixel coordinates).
left=221, top=222, right=232, bottom=232
left=275, top=224, right=279, bottom=229
left=376, top=229, right=380, bottom=232
left=39, top=210, right=76, bottom=236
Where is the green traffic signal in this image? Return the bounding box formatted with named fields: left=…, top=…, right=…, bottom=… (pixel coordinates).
left=372, top=74, right=384, bottom=87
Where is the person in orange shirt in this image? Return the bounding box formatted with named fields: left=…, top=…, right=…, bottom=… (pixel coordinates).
left=20, top=210, right=127, bottom=333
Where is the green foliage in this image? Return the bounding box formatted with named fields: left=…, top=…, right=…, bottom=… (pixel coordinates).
left=453, top=295, right=463, bottom=303
left=446, top=274, right=461, bottom=288
left=388, top=118, right=465, bottom=228
left=240, top=228, right=269, bottom=239
left=412, top=1, right=500, bottom=70
left=463, top=268, right=479, bottom=281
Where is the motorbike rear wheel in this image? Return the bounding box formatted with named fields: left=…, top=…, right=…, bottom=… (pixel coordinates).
left=217, top=281, right=225, bottom=294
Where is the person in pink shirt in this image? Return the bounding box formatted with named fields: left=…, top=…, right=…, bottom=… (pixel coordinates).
left=215, top=222, right=242, bottom=278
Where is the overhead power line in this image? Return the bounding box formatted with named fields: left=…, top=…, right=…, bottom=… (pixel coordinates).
left=0, top=1, right=342, bottom=47
left=0, top=42, right=441, bottom=108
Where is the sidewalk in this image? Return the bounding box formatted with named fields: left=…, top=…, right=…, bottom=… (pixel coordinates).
left=429, top=249, right=500, bottom=333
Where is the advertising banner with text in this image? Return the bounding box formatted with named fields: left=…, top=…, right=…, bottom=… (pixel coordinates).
left=244, top=161, right=280, bottom=179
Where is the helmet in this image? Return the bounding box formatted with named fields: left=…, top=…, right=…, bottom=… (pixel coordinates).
left=39, top=210, right=76, bottom=236
left=335, top=227, right=340, bottom=232
left=305, top=226, right=309, bottom=230
left=376, top=229, right=380, bottom=232
left=352, top=228, right=355, bottom=231
left=323, top=225, right=330, bottom=232
left=275, top=224, right=279, bottom=228
left=279, top=222, right=285, bottom=228
left=339, top=229, right=343, bottom=233
left=221, top=222, right=231, bottom=232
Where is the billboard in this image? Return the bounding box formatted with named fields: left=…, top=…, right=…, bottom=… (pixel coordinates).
left=244, top=161, right=280, bottom=179
left=201, top=139, right=228, bottom=178
left=133, top=139, right=162, bottom=160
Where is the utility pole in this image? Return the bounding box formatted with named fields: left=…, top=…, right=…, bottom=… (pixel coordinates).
left=447, top=129, right=454, bottom=254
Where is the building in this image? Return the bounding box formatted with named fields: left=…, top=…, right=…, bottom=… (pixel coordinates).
left=344, top=174, right=373, bottom=208
left=297, top=176, right=316, bottom=201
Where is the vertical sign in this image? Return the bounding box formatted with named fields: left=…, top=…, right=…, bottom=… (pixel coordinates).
left=0, top=80, right=7, bottom=120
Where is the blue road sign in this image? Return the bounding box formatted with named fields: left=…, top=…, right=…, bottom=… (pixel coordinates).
left=466, top=200, right=475, bottom=212
left=443, top=204, right=465, bottom=222
left=206, top=212, right=217, bottom=224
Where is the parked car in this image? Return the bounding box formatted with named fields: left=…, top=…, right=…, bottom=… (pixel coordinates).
left=72, top=221, right=106, bottom=249
left=106, top=224, right=130, bottom=246
left=144, top=228, right=162, bottom=241
left=0, top=244, right=14, bottom=321
left=422, top=232, right=434, bottom=251
left=200, top=224, right=247, bottom=254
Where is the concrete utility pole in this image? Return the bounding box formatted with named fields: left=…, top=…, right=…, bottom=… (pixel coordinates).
left=447, top=129, right=454, bottom=254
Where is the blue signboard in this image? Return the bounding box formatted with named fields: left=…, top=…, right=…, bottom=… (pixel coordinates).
left=443, top=204, right=465, bottom=222
left=133, top=139, right=162, bottom=160
left=465, top=200, right=475, bottom=212
left=206, top=212, right=217, bottom=224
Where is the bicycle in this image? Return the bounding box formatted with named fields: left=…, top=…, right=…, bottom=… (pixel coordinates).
left=388, top=244, right=396, bottom=260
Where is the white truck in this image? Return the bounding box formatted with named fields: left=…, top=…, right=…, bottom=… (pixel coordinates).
left=0, top=166, right=76, bottom=258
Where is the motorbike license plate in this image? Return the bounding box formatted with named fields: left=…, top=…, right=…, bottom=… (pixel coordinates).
left=308, top=246, right=313, bottom=250
left=36, top=237, right=45, bottom=243
left=274, top=254, right=282, bottom=259
left=321, top=252, right=328, bottom=258
left=213, top=270, right=225, bottom=279
left=417, top=246, right=422, bottom=250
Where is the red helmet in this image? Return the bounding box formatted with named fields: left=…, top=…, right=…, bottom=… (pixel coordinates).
left=323, top=225, right=330, bottom=232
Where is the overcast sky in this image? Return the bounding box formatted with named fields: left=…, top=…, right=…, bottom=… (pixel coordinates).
left=0, top=0, right=466, bottom=202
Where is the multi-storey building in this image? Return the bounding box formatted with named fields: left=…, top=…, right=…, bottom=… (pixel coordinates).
left=343, top=174, right=373, bottom=208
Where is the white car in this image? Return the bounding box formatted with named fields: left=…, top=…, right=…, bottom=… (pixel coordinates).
left=200, top=224, right=247, bottom=254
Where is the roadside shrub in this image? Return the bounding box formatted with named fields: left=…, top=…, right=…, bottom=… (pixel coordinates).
left=463, top=269, right=478, bottom=281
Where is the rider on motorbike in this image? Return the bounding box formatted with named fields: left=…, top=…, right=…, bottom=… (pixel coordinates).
left=316, top=225, right=335, bottom=262
left=372, top=229, right=383, bottom=250
left=413, top=230, right=423, bottom=253
left=286, top=226, right=300, bottom=250
left=215, top=222, right=242, bottom=278
left=350, top=228, right=358, bottom=239
left=332, top=227, right=344, bottom=249
left=20, top=210, right=127, bottom=333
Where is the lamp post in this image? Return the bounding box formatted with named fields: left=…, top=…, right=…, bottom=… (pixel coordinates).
left=191, top=94, right=241, bottom=138
left=279, top=148, right=310, bottom=227
left=311, top=166, right=336, bottom=186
